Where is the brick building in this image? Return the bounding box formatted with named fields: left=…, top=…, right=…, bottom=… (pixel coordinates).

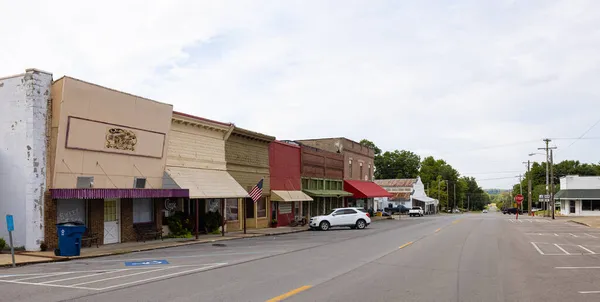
left=225, top=127, right=275, bottom=229
left=45, top=76, right=188, bottom=249
left=163, top=112, right=248, bottom=233
left=269, top=141, right=312, bottom=226
left=296, top=138, right=391, bottom=211
left=286, top=141, right=351, bottom=218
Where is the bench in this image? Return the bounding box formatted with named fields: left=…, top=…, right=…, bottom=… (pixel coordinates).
left=134, top=223, right=163, bottom=242
left=81, top=230, right=99, bottom=248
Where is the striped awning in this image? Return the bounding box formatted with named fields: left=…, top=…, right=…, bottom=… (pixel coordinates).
left=50, top=188, right=189, bottom=199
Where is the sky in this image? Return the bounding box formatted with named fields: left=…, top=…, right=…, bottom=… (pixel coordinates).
left=1, top=0, right=599, bottom=189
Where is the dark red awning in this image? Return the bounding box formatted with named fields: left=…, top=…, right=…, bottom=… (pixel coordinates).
left=343, top=180, right=393, bottom=198
left=50, top=188, right=189, bottom=199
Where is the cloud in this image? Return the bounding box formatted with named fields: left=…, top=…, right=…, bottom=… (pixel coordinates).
left=1, top=0, right=599, bottom=188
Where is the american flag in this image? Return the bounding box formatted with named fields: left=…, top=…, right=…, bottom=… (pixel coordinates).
left=248, top=179, right=264, bottom=202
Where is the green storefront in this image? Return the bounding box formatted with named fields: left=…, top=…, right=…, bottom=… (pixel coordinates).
left=301, top=177, right=352, bottom=217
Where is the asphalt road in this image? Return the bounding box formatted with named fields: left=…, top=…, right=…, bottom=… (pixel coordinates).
left=2, top=213, right=600, bottom=301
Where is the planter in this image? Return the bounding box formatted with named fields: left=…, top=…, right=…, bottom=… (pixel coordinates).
left=270, top=222, right=278, bottom=228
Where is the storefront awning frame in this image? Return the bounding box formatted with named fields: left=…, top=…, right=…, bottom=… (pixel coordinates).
left=271, top=190, right=313, bottom=202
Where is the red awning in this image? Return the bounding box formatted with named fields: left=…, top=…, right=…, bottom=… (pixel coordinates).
left=343, top=180, right=393, bottom=198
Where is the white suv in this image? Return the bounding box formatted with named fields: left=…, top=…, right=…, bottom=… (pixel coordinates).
left=309, top=207, right=371, bottom=231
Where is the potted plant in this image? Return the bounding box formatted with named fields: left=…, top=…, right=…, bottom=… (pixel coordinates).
left=270, top=219, right=278, bottom=228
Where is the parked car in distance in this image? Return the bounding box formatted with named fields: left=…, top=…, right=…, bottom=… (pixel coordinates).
left=385, top=205, right=409, bottom=214
left=503, top=208, right=523, bottom=215
left=482, top=209, right=488, bottom=213
left=409, top=206, right=424, bottom=217
left=309, top=207, right=371, bottom=231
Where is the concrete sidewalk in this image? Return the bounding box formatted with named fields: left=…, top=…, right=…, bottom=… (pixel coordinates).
left=567, top=216, right=600, bottom=228
left=1, top=226, right=308, bottom=268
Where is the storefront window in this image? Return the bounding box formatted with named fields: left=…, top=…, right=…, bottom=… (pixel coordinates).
left=133, top=198, right=153, bottom=223
left=207, top=199, right=221, bottom=213
left=226, top=199, right=238, bottom=221
left=280, top=202, right=292, bottom=214
left=582, top=200, right=600, bottom=211
left=257, top=197, right=267, bottom=218
left=57, top=199, right=87, bottom=224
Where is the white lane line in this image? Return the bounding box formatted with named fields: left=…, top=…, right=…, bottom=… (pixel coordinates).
left=518, top=220, right=524, bottom=223
left=578, top=245, right=596, bottom=254
left=531, top=242, right=545, bottom=255
left=579, top=291, right=600, bottom=294
left=569, top=233, right=578, bottom=237
left=585, top=233, right=598, bottom=238
left=0, top=279, right=99, bottom=291
left=12, top=272, right=71, bottom=282
left=554, top=233, right=559, bottom=236
left=39, top=269, right=129, bottom=284
left=95, top=263, right=227, bottom=291
left=71, top=267, right=177, bottom=286
left=554, top=244, right=571, bottom=255
left=556, top=266, right=600, bottom=269
left=508, top=219, right=515, bottom=223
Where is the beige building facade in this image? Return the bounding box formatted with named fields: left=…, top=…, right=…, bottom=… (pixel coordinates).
left=45, top=77, right=187, bottom=249
left=163, top=112, right=248, bottom=232
left=225, top=127, right=275, bottom=229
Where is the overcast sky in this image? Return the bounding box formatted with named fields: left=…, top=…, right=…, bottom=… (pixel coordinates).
left=1, top=0, right=599, bottom=189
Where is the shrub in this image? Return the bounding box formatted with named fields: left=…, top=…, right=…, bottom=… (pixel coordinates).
left=165, top=211, right=193, bottom=237
left=205, top=211, right=223, bottom=233
left=0, top=238, right=6, bottom=251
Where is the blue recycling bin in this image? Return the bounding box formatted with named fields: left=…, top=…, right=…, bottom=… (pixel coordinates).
left=55, top=222, right=86, bottom=256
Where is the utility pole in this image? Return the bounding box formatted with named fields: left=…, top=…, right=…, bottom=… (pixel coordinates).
left=538, top=139, right=557, bottom=217
left=550, top=149, right=555, bottom=220
left=467, top=194, right=470, bottom=211
left=453, top=182, right=456, bottom=210
left=438, top=180, right=441, bottom=212
left=523, top=160, right=532, bottom=217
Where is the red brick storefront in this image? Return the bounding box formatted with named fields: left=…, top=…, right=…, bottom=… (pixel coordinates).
left=269, top=141, right=312, bottom=226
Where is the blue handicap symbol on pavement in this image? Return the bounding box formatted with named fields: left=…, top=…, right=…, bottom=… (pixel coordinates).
left=124, top=259, right=169, bottom=266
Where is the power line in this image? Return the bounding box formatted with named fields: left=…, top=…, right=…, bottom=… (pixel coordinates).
left=464, top=170, right=522, bottom=175
left=475, top=176, right=520, bottom=181
left=565, top=118, right=600, bottom=149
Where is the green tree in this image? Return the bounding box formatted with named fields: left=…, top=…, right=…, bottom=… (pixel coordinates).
left=359, top=139, right=382, bottom=155
left=376, top=150, right=421, bottom=179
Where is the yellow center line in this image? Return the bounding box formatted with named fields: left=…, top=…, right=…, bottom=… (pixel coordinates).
left=452, top=219, right=461, bottom=224
left=399, top=241, right=413, bottom=249
left=266, top=285, right=312, bottom=302
left=435, top=228, right=441, bottom=233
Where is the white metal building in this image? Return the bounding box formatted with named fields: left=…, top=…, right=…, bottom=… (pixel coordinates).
left=556, top=175, right=600, bottom=216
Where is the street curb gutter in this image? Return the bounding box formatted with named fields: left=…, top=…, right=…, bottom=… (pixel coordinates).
left=0, top=228, right=306, bottom=268
left=570, top=220, right=592, bottom=227
left=1, top=219, right=395, bottom=268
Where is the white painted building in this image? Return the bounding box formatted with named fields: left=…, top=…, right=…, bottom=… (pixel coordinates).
left=0, top=69, right=52, bottom=250
left=374, top=177, right=438, bottom=214
left=556, top=175, right=600, bottom=216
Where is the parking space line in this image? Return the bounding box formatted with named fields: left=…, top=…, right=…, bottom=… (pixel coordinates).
left=585, top=233, right=598, bottom=238
left=579, top=291, right=600, bottom=294
left=556, top=266, right=600, bottom=269
left=531, top=242, right=545, bottom=255
left=71, top=267, right=176, bottom=286
left=0, top=279, right=100, bottom=291
left=578, top=245, right=596, bottom=254
left=554, top=233, right=559, bottom=236
left=554, top=244, right=570, bottom=255
left=12, top=272, right=71, bottom=282
left=96, top=263, right=226, bottom=291
left=569, top=233, right=579, bottom=237
left=80, top=251, right=274, bottom=263
left=39, top=269, right=129, bottom=284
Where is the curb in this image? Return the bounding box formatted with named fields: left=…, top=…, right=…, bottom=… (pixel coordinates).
left=1, top=228, right=309, bottom=268
left=569, top=220, right=592, bottom=227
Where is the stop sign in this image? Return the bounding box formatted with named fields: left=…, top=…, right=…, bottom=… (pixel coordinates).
left=515, top=194, right=524, bottom=204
